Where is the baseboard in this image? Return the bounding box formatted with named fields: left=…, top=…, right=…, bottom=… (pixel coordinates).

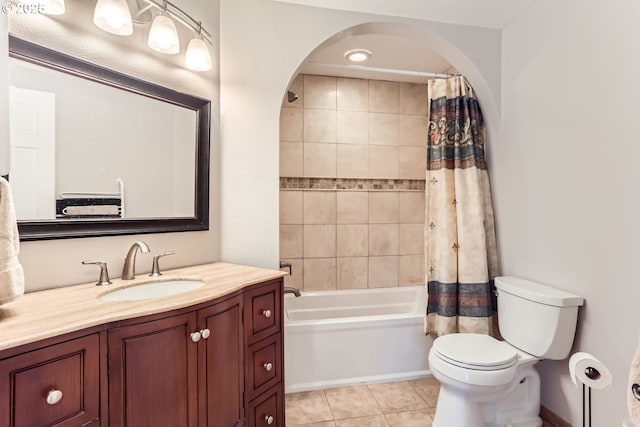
left=540, top=405, right=572, bottom=427
left=285, top=369, right=432, bottom=394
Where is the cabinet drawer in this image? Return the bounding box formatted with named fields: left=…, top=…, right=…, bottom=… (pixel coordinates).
left=246, top=385, right=284, bottom=427
left=244, top=279, right=282, bottom=345
left=0, top=333, right=100, bottom=427
left=245, top=334, right=281, bottom=399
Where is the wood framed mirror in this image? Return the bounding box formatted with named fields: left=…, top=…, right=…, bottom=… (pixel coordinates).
left=7, top=35, right=210, bottom=241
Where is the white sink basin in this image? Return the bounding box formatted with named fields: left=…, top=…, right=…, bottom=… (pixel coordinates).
left=99, top=280, right=206, bottom=302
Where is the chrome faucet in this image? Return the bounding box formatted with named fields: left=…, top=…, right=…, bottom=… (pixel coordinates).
left=284, top=287, right=301, bottom=297
left=122, top=241, right=150, bottom=280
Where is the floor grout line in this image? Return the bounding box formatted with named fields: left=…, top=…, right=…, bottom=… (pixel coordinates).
left=287, top=380, right=438, bottom=427
left=287, top=378, right=556, bottom=426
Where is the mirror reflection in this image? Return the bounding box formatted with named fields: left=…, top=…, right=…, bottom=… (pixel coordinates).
left=9, top=56, right=196, bottom=221
left=7, top=36, right=211, bottom=241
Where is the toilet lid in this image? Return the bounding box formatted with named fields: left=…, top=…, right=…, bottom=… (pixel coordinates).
left=432, top=333, right=519, bottom=371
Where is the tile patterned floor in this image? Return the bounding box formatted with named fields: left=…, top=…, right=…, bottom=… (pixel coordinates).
left=285, top=378, right=438, bottom=427
left=286, top=378, right=558, bottom=427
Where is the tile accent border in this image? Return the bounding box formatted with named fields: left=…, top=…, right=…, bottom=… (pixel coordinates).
left=280, top=177, right=426, bottom=191
left=540, top=405, right=571, bottom=427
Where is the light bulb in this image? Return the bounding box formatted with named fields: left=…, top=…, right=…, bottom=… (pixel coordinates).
left=345, top=49, right=372, bottom=63
left=148, top=13, right=180, bottom=54
left=93, top=0, right=133, bottom=36
left=185, top=36, right=212, bottom=71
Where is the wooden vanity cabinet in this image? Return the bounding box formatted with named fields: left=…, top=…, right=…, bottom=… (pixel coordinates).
left=0, top=277, right=284, bottom=427
left=108, top=294, right=244, bottom=427
left=0, top=333, right=102, bottom=427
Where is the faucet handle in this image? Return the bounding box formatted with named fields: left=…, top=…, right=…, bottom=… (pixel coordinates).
left=149, top=251, right=175, bottom=277
left=82, top=261, right=113, bottom=286
left=279, top=260, right=292, bottom=275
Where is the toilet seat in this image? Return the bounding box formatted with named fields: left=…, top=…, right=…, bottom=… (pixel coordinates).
left=429, top=333, right=521, bottom=387
left=432, top=333, right=519, bottom=370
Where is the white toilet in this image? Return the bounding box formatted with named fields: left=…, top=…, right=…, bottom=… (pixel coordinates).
left=428, top=276, right=584, bottom=427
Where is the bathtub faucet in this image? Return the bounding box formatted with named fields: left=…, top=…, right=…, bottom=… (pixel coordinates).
left=284, top=287, right=301, bottom=297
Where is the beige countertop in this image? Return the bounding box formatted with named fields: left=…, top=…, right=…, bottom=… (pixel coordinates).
left=0, top=262, right=286, bottom=352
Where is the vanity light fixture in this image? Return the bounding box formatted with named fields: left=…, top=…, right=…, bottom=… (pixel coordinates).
left=185, top=23, right=212, bottom=71
left=344, top=49, right=372, bottom=63
left=147, top=4, right=180, bottom=54
left=90, top=0, right=213, bottom=70
left=93, top=0, right=134, bottom=36
left=185, top=35, right=212, bottom=71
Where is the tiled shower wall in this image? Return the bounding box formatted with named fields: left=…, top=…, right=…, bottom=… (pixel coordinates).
left=279, top=74, right=427, bottom=291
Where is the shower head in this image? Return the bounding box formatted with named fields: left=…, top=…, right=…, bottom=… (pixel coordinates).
left=287, top=91, right=298, bottom=103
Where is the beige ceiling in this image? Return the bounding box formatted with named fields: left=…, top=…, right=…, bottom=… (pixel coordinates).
left=300, top=33, right=454, bottom=84
left=272, top=0, right=537, bottom=29
left=287, top=0, right=536, bottom=83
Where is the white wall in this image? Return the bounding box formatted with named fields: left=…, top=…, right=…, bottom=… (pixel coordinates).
left=498, top=0, right=640, bottom=423
left=219, top=0, right=502, bottom=269
left=5, top=0, right=220, bottom=290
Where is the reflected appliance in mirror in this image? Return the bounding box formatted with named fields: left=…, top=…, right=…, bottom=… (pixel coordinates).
left=8, top=36, right=210, bottom=241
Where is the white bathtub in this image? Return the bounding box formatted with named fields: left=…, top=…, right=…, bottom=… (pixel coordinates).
left=284, top=286, right=433, bottom=393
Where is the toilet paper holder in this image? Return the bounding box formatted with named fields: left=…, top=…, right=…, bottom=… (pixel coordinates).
left=569, top=352, right=613, bottom=427
left=585, top=367, right=601, bottom=381
left=632, top=383, right=640, bottom=401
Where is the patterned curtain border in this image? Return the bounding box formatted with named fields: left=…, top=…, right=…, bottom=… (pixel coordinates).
left=427, top=78, right=487, bottom=172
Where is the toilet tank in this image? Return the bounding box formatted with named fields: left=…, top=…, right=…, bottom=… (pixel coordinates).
left=495, top=276, right=584, bottom=360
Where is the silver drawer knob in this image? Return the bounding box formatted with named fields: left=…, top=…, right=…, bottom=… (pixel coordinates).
left=191, top=331, right=201, bottom=343
left=262, top=309, right=272, bottom=318
left=200, top=328, right=211, bottom=339
left=46, top=389, right=63, bottom=405
left=263, top=362, right=273, bottom=372
left=264, top=415, right=274, bottom=425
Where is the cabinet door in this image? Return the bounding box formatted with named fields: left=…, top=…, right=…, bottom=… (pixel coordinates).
left=198, top=295, right=244, bottom=427
left=0, top=333, right=100, bottom=427
left=108, top=313, right=198, bottom=427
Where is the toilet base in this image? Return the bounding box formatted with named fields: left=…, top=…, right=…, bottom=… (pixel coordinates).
left=432, top=385, right=485, bottom=427
left=432, top=362, right=542, bottom=427
left=432, top=388, right=542, bottom=427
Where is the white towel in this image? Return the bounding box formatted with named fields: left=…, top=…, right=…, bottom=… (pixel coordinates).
left=0, top=177, right=24, bottom=305
left=629, top=332, right=640, bottom=425
left=61, top=205, right=120, bottom=216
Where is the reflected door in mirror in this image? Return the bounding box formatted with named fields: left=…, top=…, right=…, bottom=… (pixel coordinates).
left=9, top=86, right=56, bottom=219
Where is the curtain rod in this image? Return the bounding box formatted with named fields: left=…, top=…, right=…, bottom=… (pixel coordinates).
left=306, top=62, right=455, bottom=79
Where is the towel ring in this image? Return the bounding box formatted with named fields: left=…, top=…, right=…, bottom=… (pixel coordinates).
left=632, top=383, right=640, bottom=401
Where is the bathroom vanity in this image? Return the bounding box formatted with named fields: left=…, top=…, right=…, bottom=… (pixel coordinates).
left=0, top=262, right=285, bottom=427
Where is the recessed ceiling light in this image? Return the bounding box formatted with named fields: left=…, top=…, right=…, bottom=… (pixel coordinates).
left=344, top=49, right=372, bottom=63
